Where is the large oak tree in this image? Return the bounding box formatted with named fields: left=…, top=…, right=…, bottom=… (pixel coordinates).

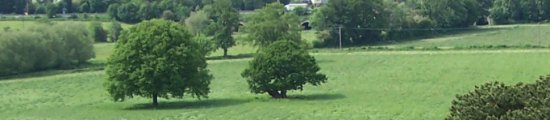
left=242, top=41, right=327, bottom=98
left=105, top=19, right=212, bottom=106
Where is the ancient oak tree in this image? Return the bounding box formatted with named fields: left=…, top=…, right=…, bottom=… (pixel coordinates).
left=105, top=19, right=212, bottom=106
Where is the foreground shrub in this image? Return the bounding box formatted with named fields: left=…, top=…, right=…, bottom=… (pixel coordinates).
left=242, top=41, right=327, bottom=98
left=447, top=76, right=550, bottom=119
left=105, top=19, right=212, bottom=106
left=0, top=23, right=95, bottom=76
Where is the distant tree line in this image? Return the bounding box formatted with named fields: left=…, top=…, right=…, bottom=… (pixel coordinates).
left=0, top=0, right=115, bottom=14
left=107, top=0, right=193, bottom=23
left=0, top=0, right=289, bottom=21
left=490, top=0, right=550, bottom=24
left=311, top=0, right=550, bottom=47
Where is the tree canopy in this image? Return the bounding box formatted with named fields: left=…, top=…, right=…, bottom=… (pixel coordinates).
left=242, top=40, right=327, bottom=98
left=243, top=3, right=302, bottom=48
left=311, top=0, right=389, bottom=45
left=447, top=76, right=550, bottom=119
left=109, top=21, right=123, bottom=42
left=105, top=19, right=212, bottom=106
left=185, top=10, right=210, bottom=35
left=311, top=0, right=488, bottom=46
left=108, top=0, right=191, bottom=23
left=204, top=0, right=240, bottom=58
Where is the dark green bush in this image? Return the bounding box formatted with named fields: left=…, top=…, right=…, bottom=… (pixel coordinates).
left=0, top=23, right=95, bottom=76
left=107, top=3, right=119, bottom=20
left=68, top=14, right=78, bottom=19
left=116, top=3, right=140, bottom=23
left=44, top=3, right=58, bottom=18
left=161, top=10, right=175, bottom=21
left=89, top=22, right=108, bottom=42
left=82, top=13, right=90, bottom=19
left=447, top=76, right=550, bottom=119
left=109, top=21, right=123, bottom=42
left=192, top=34, right=216, bottom=56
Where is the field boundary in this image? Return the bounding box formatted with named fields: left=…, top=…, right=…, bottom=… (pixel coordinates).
left=312, top=49, right=550, bottom=55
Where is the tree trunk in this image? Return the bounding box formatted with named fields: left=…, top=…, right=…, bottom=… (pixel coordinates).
left=281, top=90, right=288, bottom=98
left=152, top=93, right=158, bottom=107
left=268, top=90, right=282, bottom=98
left=223, top=48, right=228, bottom=58
left=267, top=90, right=288, bottom=99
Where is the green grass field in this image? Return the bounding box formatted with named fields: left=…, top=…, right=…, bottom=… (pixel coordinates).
left=381, top=25, right=550, bottom=48
left=2, top=50, right=550, bottom=119
left=3, top=20, right=550, bottom=119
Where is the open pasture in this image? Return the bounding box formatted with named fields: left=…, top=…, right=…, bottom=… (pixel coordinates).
left=2, top=50, right=550, bottom=119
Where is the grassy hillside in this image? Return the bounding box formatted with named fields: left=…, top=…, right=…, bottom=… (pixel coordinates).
left=2, top=50, right=550, bottom=119
left=381, top=25, right=550, bottom=48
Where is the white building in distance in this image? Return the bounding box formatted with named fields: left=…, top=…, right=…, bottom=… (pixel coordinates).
left=310, top=0, right=328, bottom=6
left=285, top=3, right=309, bottom=11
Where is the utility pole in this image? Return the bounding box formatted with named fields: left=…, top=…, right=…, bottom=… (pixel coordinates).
left=339, top=26, right=342, bottom=49
left=25, top=0, right=29, bottom=16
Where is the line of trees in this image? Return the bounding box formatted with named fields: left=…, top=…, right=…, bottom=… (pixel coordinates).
left=0, top=22, right=95, bottom=76
left=490, top=0, right=550, bottom=24
left=107, top=0, right=192, bottom=23
left=0, top=0, right=116, bottom=14
left=310, top=0, right=550, bottom=47
left=0, top=0, right=290, bottom=20
left=106, top=18, right=326, bottom=106
left=105, top=1, right=322, bottom=106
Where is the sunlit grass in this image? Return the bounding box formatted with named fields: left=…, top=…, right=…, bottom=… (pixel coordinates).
left=2, top=51, right=550, bottom=119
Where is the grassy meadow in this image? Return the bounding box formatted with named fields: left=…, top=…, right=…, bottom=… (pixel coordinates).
left=3, top=20, right=550, bottom=119
left=382, top=25, right=550, bottom=48
left=2, top=50, right=550, bottom=119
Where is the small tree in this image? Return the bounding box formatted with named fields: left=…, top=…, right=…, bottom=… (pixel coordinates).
left=204, top=0, right=240, bottom=58
left=242, top=41, right=327, bottom=98
left=105, top=19, right=212, bottom=106
left=185, top=10, right=210, bottom=35
left=88, top=22, right=107, bottom=42
left=45, top=3, right=58, bottom=18
left=109, top=21, right=123, bottom=42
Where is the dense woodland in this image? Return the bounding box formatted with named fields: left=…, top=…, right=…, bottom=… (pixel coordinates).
left=2, top=0, right=550, bottom=24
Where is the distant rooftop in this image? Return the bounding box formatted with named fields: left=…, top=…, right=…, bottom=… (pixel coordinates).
left=285, top=3, right=309, bottom=11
